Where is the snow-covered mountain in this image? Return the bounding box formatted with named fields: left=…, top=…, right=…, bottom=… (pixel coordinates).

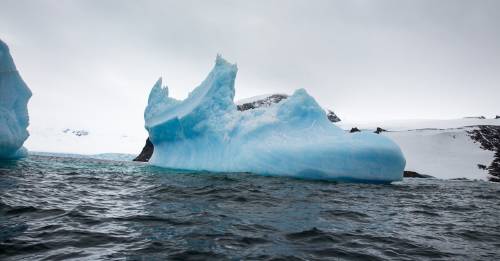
left=25, top=126, right=144, bottom=156
left=339, top=118, right=500, bottom=181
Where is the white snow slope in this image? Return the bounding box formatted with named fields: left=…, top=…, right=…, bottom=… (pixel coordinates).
left=25, top=126, right=144, bottom=156
left=340, top=119, right=500, bottom=180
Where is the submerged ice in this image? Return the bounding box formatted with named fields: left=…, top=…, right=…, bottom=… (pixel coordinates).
left=0, top=40, right=31, bottom=159
left=144, top=56, right=405, bottom=182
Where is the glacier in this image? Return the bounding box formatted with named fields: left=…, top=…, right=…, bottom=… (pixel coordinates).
left=0, top=39, right=32, bottom=159
left=144, top=55, right=405, bottom=183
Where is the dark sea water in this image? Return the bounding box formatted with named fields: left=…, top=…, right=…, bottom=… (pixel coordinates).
left=1, top=155, right=499, bottom=260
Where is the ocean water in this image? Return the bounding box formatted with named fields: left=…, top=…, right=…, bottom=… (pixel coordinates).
left=1, top=155, right=499, bottom=260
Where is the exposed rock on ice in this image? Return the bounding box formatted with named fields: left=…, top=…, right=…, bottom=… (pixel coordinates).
left=236, top=94, right=288, bottom=111
left=133, top=138, right=154, bottom=162
left=236, top=94, right=341, bottom=123
left=326, top=110, right=341, bottom=122
left=142, top=55, right=405, bottom=182
left=350, top=127, right=361, bottom=133
left=0, top=39, right=31, bottom=159
left=464, top=116, right=486, bottom=119
left=403, top=171, right=434, bottom=178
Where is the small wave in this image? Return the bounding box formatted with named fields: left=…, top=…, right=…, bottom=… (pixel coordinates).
left=168, top=250, right=224, bottom=260
left=1, top=155, right=499, bottom=260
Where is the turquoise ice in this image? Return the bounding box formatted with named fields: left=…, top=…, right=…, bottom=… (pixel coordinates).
left=0, top=40, right=31, bottom=159
left=144, top=56, right=405, bottom=182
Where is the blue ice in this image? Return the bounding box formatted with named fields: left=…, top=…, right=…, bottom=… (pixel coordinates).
left=144, top=55, right=405, bottom=182
left=0, top=40, right=31, bottom=159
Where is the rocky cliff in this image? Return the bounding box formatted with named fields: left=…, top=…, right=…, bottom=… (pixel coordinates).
left=467, top=125, right=500, bottom=182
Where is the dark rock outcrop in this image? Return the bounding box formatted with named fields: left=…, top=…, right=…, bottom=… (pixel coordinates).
left=464, top=116, right=486, bottom=119
left=467, top=125, right=500, bottom=182
left=326, top=110, right=341, bottom=122
left=403, top=171, right=434, bottom=178
left=62, top=129, right=89, bottom=136
left=374, top=127, right=386, bottom=134
left=350, top=127, right=360, bottom=133
left=236, top=94, right=288, bottom=111
left=495, top=115, right=500, bottom=119
left=133, top=138, right=154, bottom=162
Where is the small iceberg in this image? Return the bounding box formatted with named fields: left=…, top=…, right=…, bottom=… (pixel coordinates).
left=143, top=55, right=405, bottom=183
left=0, top=39, right=31, bottom=159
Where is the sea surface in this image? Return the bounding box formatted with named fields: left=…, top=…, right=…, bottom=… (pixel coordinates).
left=1, top=155, right=499, bottom=260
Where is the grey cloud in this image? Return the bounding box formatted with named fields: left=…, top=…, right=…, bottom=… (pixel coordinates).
left=0, top=0, right=499, bottom=140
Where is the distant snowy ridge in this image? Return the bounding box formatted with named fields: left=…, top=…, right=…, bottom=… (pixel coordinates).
left=0, top=39, right=32, bottom=159
left=62, top=128, right=89, bottom=136
left=338, top=118, right=500, bottom=132
left=236, top=94, right=288, bottom=111
left=25, top=126, right=144, bottom=155
left=339, top=118, right=500, bottom=181
left=235, top=94, right=287, bottom=105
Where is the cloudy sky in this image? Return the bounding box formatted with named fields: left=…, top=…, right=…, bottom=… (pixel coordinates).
left=1, top=0, right=499, bottom=151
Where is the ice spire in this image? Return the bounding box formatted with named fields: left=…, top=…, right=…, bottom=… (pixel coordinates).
left=0, top=39, right=32, bottom=159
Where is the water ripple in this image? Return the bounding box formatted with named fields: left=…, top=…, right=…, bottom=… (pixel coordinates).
left=1, top=155, right=499, bottom=260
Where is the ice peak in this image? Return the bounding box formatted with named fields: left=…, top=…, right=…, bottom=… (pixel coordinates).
left=0, top=38, right=9, bottom=54
left=155, top=77, right=162, bottom=86
left=215, top=54, right=237, bottom=70
left=155, top=77, right=168, bottom=97
left=0, top=39, right=17, bottom=72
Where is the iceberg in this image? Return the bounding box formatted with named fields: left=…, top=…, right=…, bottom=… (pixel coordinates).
left=0, top=40, right=32, bottom=159
left=144, top=55, right=405, bottom=182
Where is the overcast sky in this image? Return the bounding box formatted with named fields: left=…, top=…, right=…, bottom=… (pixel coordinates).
left=1, top=0, right=499, bottom=140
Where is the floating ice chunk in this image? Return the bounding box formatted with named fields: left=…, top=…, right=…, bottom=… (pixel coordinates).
left=144, top=56, right=405, bottom=183
left=0, top=40, right=31, bottom=159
